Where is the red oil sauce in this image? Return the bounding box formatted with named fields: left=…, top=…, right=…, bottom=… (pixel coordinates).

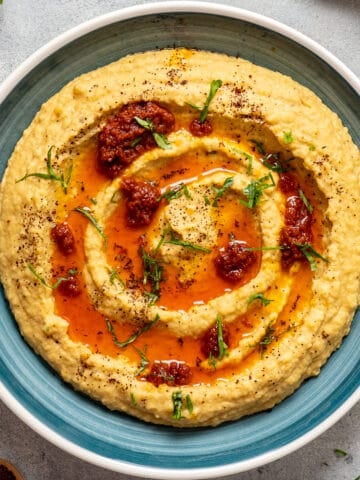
left=105, top=150, right=262, bottom=310
left=52, top=140, right=322, bottom=386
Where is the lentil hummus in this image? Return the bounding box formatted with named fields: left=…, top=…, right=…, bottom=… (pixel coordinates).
left=0, top=49, right=359, bottom=427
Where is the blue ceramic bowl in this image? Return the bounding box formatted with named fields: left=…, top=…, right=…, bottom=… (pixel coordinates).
left=0, top=3, right=359, bottom=478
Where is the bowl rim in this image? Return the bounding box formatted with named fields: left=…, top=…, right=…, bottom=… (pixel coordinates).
left=1, top=382, right=359, bottom=479
left=0, top=2, right=359, bottom=478
left=0, top=1, right=359, bottom=102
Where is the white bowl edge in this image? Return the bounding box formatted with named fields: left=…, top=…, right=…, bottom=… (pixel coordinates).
left=0, top=2, right=359, bottom=478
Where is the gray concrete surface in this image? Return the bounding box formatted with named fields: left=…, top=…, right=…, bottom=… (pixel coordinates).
left=0, top=1, right=359, bottom=479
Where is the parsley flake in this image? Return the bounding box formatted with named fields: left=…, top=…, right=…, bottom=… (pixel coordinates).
left=248, top=293, right=273, bottom=306
left=212, top=177, right=234, bottom=207
left=16, top=146, right=73, bottom=194
left=216, top=314, right=228, bottom=361
left=134, top=116, right=171, bottom=150
left=158, top=183, right=192, bottom=203
left=74, top=206, right=107, bottom=246
left=190, top=79, right=222, bottom=123
left=28, top=264, right=77, bottom=290
left=133, top=344, right=150, bottom=376
left=296, top=243, right=328, bottom=271
left=171, top=391, right=194, bottom=420
left=299, top=189, right=313, bottom=213
left=240, top=173, right=275, bottom=209
left=106, top=315, right=159, bottom=349
left=283, top=131, right=294, bottom=144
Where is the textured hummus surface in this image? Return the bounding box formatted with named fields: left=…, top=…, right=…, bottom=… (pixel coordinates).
left=0, top=48, right=359, bottom=427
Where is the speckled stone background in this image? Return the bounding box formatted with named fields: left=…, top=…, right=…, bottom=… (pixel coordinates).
left=0, top=1, right=359, bottom=479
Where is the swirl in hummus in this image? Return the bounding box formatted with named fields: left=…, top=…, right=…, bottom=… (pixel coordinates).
left=0, top=48, right=359, bottom=427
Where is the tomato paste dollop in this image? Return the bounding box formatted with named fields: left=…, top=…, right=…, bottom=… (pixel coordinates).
left=120, top=176, right=160, bottom=227
left=146, top=361, right=192, bottom=386
left=51, top=222, right=75, bottom=255
left=214, top=240, right=256, bottom=282
left=97, top=101, right=175, bottom=178
left=278, top=172, right=313, bottom=269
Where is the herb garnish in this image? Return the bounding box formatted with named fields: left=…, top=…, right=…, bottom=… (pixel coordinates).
left=28, top=264, right=77, bottom=290
left=211, top=177, right=234, bottom=207
left=259, top=325, right=276, bottom=357
left=250, top=139, right=266, bottom=155
left=334, top=448, right=348, bottom=457
left=172, top=391, right=184, bottom=420
left=248, top=293, right=273, bottom=306
left=130, top=135, right=143, bottom=148
left=199, top=79, right=223, bottom=123
left=133, top=344, right=150, bottom=376
left=134, top=117, right=171, bottom=150
left=106, top=314, right=159, bottom=349
left=185, top=394, right=194, bottom=414
left=240, top=173, right=275, bottom=209
left=216, top=314, right=228, bottom=361
left=283, top=131, right=294, bottom=144
left=110, top=190, right=121, bottom=204
left=299, top=189, right=313, bottom=213
left=141, top=244, right=164, bottom=304
left=141, top=228, right=211, bottom=303
left=130, top=392, right=137, bottom=406
left=109, top=268, right=125, bottom=287
left=188, top=80, right=223, bottom=123
left=74, top=206, right=107, bottom=246
left=296, top=243, right=328, bottom=271
left=230, top=146, right=254, bottom=174
left=158, top=183, right=192, bottom=203
left=165, top=228, right=212, bottom=253
left=16, top=146, right=73, bottom=194
left=171, top=391, right=194, bottom=420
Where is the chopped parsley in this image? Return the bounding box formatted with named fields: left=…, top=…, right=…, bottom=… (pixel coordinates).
left=283, top=131, right=294, bottom=144
left=16, top=146, right=73, bottom=194
left=158, top=183, right=192, bottom=203
left=211, top=177, right=234, bottom=207
left=141, top=227, right=211, bottom=303
left=134, top=116, right=171, bottom=149
left=130, top=135, right=144, bottom=148
left=334, top=448, right=348, bottom=457
left=171, top=391, right=194, bottom=420
left=109, top=268, right=125, bottom=287
left=230, top=147, right=254, bottom=174
left=299, top=189, right=313, bottom=213
left=133, top=344, right=150, bottom=376
left=28, top=264, right=77, bottom=290
left=250, top=139, right=266, bottom=155
left=248, top=293, right=273, bottom=306
left=141, top=246, right=164, bottom=304
left=296, top=243, right=328, bottom=271
left=188, top=80, right=223, bottom=123
left=185, top=394, right=194, bottom=414
left=165, top=228, right=212, bottom=253
left=172, top=391, right=184, bottom=420
left=199, top=79, right=223, bottom=123
left=240, top=173, right=275, bottom=209
left=74, top=206, right=108, bottom=246
left=259, top=325, right=276, bottom=357
left=106, top=314, right=159, bottom=349
left=216, top=314, right=228, bottom=361
left=208, top=315, right=230, bottom=369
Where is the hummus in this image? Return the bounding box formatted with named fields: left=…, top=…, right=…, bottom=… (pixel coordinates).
left=0, top=48, right=359, bottom=427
